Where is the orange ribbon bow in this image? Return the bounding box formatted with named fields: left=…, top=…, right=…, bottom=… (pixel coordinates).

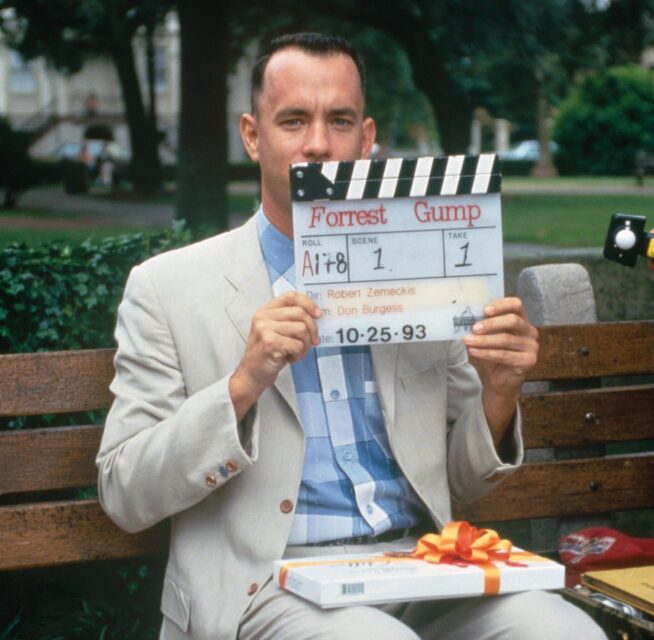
left=411, top=521, right=517, bottom=595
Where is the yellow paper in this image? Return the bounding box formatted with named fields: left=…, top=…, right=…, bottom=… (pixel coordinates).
left=582, top=565, right=654, bottom=616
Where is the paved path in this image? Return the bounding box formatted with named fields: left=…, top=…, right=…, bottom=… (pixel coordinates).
left=16, top=188, right=174, bottom=227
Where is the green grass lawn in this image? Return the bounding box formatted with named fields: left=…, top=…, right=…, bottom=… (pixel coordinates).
left=502, top=192, right=653, bottom=246
left=502, top=175, right=649, bottom=190
left=1, top=181, right=651, bottom=248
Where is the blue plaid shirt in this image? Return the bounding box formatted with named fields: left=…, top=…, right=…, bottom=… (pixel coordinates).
left=256, top=209, right=424, bottom=544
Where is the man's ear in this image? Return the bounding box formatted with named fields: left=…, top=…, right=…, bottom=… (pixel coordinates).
left=361, top=117, right=377, bottom=159
left=239, top=112, right=260, bottom=162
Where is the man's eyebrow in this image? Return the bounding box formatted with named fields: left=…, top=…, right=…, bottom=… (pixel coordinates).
left=275, top=107, right=309, bottom=120
left=274, top=106, right=360, bottom=120
left=329, top=107, right=358, bottom=119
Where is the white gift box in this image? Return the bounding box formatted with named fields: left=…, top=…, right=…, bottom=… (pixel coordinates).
left=274, top=549, right=565, bottom=608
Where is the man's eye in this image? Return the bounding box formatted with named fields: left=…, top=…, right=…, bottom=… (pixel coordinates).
left=333, top=118, right=352, bottom=128
left=282, top=119, right=303, bottom=128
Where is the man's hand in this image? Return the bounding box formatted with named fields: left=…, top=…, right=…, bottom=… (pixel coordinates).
left=229, top=291, right=321, bottom=421
left=463, top=297, right=539, bottom=447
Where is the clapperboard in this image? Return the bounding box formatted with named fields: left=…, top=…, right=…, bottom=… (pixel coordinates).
left=290, top=154, right=504, bottom=346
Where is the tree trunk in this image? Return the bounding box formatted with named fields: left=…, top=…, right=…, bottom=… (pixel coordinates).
left=531, top=70, right=557, bottom=177
left=418, top=76, right=473, bottom=155
left=395, top=35, right=473, bottom=155
left=145, top=21, right=158, bottom=138
left=110, top=33, right=162, bottom=195
left=348, top=8, right=474, bottom=155
left=176, top=1, right=229, bottom=232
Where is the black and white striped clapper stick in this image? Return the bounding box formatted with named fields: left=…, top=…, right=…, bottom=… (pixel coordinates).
left=290, top=154, right=501, bottom=202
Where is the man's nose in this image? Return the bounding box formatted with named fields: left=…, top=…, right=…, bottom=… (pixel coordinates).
left=302, top=122, right=331, bottom=161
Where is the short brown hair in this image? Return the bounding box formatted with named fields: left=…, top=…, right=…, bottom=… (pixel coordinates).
left=250, top=32, right=366, bottom=113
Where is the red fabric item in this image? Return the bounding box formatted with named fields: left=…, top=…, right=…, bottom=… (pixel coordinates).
left=559, top=527, right=654, bottom=572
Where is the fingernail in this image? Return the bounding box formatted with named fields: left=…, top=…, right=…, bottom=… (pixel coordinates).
left=314, top=308, right=323, bottom=318
left=484, top=305, right=494, bottom=315
left=473, top=322, right=483, bottom=333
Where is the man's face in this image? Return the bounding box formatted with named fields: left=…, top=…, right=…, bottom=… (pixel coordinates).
left=240, top=47, right=376, bottom=236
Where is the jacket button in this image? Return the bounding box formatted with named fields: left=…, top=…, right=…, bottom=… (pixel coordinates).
left=280, top=499, right=294, bottom=514
left=247, top=582, right=258, bottom=596
left=205, top=474, right=217, bottom=487
left=226, top=459, right=238, bottom=473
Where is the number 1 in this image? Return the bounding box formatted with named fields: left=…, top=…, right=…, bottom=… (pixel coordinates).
left=373, top=247, right=384, bottom=270
left=455, top=242, right=471, bottom=267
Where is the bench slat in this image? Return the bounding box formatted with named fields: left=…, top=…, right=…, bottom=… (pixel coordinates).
left=454, top=455, right=654, bottom=522
left=0, top=499, right=167, bottom=571
left=0, top=425, right=101, bottom=494
left=528, top=321, right=654, bottom=381
left=0, top=323, right=651, bottom=417
left=3, top=383, right=653, bottom=496
left=520, top=385, right=654, bottom=448
left=0, top=349, right=115, bottom=416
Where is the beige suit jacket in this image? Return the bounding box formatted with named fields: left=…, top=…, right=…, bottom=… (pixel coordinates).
left=97, top=216, right=523, bottom=640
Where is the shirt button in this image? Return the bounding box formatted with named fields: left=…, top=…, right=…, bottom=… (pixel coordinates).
left=247, top=582, right=258, bottom=596
left=205, top=474, right=217, bottom=487
left=280, top=499, right=294, bottom=514
left=343, top=450, right=353, bottom=462
left=330, top=389, right=341, bottom=400
left=226, top=460, right=238, bottom=473
left=366, top=504, right=374, bottom=515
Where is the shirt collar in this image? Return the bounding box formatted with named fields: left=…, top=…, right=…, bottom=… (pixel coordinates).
left=256, top=207, right=296, bottom=288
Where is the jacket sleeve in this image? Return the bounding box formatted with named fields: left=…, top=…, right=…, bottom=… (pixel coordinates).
left=444, top=339, right=524, bottom=504
left=96, top=264, right=258, bottom=533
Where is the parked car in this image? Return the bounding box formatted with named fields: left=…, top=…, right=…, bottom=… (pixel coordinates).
left=499, top=139, right=558, bottom=162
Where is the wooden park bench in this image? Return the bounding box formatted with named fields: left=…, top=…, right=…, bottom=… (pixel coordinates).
left=1, top=303, right=652, bottom=637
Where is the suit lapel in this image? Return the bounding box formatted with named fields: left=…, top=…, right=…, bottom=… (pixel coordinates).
left=371, top=343, right=399, bottom=435
left=223, top=218, right=301, bottom=424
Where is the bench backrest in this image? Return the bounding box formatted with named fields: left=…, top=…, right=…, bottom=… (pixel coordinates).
left=0, top=350, right=168, bottom=571
left=454, top=321, right=654, bottom=523
left=1, top=321, right=652, bottom=571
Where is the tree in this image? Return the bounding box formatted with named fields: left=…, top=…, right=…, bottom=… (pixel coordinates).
left=231, top=0, right=477, bottom=154
left=174, top=1, right=229, bottom=231
left=241, top=0, right=654, bottom=172
left=602, top=0, right=654, bottom=64
left=554, top=65, right=654, bottom=175
left=0, top=0, right=168, bottom=195
left=463, top=1, right=598, bottom=176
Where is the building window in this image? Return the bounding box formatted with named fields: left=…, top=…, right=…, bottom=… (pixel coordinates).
left=9, top=50, right=36, bottom=94
left=154, top=46, right=168, bottom=92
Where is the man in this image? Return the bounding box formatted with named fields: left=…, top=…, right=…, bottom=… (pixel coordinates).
left=97, top=33, right=606, bottom=640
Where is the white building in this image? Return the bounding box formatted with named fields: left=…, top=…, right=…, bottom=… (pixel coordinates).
left=0, top=11, right=252, bottom=162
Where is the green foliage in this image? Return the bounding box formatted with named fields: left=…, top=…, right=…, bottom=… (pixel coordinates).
left=0, top=558, right=165, bottom=639
left=0, top=223, right=192, bottom=353
left=554, top=65, right=654, bottom=175
left=0, top=225, right=192, bottom=637
left=351, top=30, right=437, bottom=149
